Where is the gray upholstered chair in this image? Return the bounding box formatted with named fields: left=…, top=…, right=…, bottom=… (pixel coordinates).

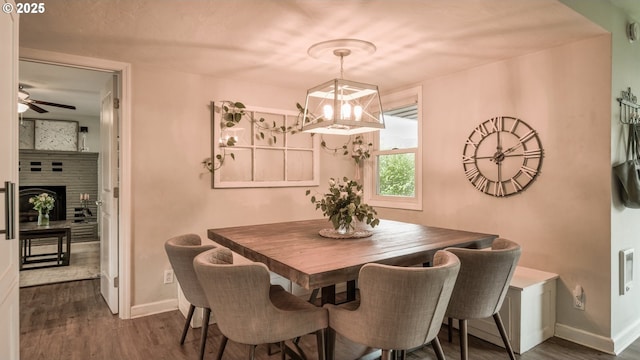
left=323, top=250, right=461, bottom=360
left=193, top=247, right=329, bottom=360
left=164, top=234, right=223, bottom=360
left=445, top=238, right=521, bottom=360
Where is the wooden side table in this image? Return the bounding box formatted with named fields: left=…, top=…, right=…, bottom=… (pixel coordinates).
left=19, top=220, right=72, bottom=270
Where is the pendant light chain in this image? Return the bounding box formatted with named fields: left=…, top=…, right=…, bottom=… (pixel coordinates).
left=339, top=54, right=345, bottom=118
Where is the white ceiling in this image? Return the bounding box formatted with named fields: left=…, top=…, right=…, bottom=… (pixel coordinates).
left=18, top=0, right=635, bottom=120
left=19, top=60, right=111, bottom=121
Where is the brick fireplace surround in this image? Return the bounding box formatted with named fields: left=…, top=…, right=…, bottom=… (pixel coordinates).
left=19, top=150, right=98, bottom=241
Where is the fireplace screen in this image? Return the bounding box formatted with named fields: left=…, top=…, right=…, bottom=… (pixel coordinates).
left=19, top=186, right=67, bottom=223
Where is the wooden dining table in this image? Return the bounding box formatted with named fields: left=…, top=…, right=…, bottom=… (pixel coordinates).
left=207, top=218, right=498, bottom=305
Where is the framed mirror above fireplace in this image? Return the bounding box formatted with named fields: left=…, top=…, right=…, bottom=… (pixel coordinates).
left=19, top=119, right=79, bottom=152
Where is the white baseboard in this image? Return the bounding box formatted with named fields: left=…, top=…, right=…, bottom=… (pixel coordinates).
left=130, top=299, right=177, bottom=319
left=556, top=321, right=640, bottom=355
left=611, top=318, right=640, bottom=355
left=554, top=323, right=615, bottom=354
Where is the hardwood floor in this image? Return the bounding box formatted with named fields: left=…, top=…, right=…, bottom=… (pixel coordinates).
left=20, top=279, right=640, bottom=360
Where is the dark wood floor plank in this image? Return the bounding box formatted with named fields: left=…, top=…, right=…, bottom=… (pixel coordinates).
left=20, top=279, right=640, bottom=360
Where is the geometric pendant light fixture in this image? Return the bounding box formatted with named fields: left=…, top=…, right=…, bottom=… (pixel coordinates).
left=302, top=39, right=385, bottom=135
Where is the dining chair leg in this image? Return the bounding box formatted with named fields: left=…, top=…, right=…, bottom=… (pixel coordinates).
left=215, top=336, right=228, bottom=360
left=493, top=313, right=517, bottom=360
left=315, top=329, right=326, bottom=360
left=180, top=304, right=196, bottom=344
left=381, top=349, right=392, bottom=360
left=459, top=319, right=468, bottom=360
left=199, top=308, right=211, bottom=360
left=268, top=343, right=280, bottom=355
left=398, top=349, right=406, bottom=360
left=249, top=344, right=257, bottom=360
left=280, top=341, right=286, bottom=360
left=447, top=317, right=453, bottom=342
left=325, top=328, right=336, bottom=360
left=308, top=288, right=319, bottom=304
left=431, top=337, right=446, bottom=360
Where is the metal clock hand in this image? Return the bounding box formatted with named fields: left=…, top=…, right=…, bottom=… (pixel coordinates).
left=486, top=131, right=505, bottom=164
left=503, top=142, right=524, bottom=155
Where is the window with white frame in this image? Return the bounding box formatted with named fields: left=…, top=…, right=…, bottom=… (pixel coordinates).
left=364, top=86, right=422, bottom=210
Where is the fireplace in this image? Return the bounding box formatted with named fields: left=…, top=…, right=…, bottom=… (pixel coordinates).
left=19, top=186, right=67, bottom=223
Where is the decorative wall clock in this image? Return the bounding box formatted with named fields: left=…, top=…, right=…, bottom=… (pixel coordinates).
left=462, top=116, right=543, bottom=197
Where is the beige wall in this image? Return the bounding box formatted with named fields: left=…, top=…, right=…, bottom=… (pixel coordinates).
left=378, top=35, right=612, bottom=340
left=130, top=67, right=353, bottom=305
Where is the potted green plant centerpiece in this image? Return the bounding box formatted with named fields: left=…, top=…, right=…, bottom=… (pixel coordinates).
left=307, top=177, right=380, bottom=238
left=29, top=192, right=55, bottom=226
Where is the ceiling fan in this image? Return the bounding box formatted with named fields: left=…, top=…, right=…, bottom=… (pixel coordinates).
left=18, top=85, right=76, bottom=113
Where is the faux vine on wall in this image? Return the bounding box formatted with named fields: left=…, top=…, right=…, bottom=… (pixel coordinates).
left=203, top=101, right=373, bottom=173
left=203, top=101, right=302, bottom=171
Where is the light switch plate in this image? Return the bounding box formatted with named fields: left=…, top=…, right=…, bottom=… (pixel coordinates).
left=620, top=249, right=634, bottom=295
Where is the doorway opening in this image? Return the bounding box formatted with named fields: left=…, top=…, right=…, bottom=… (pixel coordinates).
left=17, top=58, right=122, bottom=314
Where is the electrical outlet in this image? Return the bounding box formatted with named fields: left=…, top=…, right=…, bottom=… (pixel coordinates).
left=573, top=285, right=585, bottom=310
left=163, top=269, right=174, bottom=284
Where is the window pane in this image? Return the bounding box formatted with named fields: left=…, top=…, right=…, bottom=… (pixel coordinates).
left=380, top=104, right=418, bottom=150
left=254, top=112, right=285, bottom=146
left=287, top=150, right=314, bottom=181
left=377, top=153, right=415, bottom=197
left=220, top=148, right=253, bottom=182
left=287, top=115, right=313, bottom=148
left=255, top=149, right=284, bottom=181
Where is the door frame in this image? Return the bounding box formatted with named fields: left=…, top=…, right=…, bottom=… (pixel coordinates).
left=20, top=48, right=133, bottom=319
left=1, top=3, right=20, bottom=359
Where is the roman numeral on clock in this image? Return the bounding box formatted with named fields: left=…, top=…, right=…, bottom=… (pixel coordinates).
left=474, top=175, right=489, bottom=192
left=519, top=130, right=536, bottom=143
left=509, top=119, right=520, bottom=134
left=488, top=117, right=503, bottom=132
left=474, top=123, right=488, bottom=137
left=510, top=178, right=523, bottom=192
left=524, top=149, right=542, bottom=159
left=465, top=166, right=480, bottom=181
left=462, top=155, right=475, bottom=164
left=465, top=138, right=478, bottom=149
left=520, top=165, right=538, bottom=179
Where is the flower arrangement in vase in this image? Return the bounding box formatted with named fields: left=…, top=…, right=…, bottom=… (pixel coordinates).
left=29, top=192, right=55, bottom=226
left=307, top=177, right=380, bottom=235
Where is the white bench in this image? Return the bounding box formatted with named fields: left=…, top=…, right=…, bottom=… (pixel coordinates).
left=462, top=266, right=558, bottom=354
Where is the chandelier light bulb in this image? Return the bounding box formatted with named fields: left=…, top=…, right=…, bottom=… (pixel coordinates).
left=341, top=103, right=351, bottom=120
left=323, top=104, right=334, bottom=120
left=354, top=105, right=363, bottom=121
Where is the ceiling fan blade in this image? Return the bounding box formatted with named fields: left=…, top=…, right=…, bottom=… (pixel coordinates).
left=27, top=103, right=48, bottom=113
left=30, top=99, right=76, bottom=110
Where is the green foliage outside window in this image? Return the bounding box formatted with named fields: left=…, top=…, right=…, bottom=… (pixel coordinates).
left=378, top=153, right=415, bottom=197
